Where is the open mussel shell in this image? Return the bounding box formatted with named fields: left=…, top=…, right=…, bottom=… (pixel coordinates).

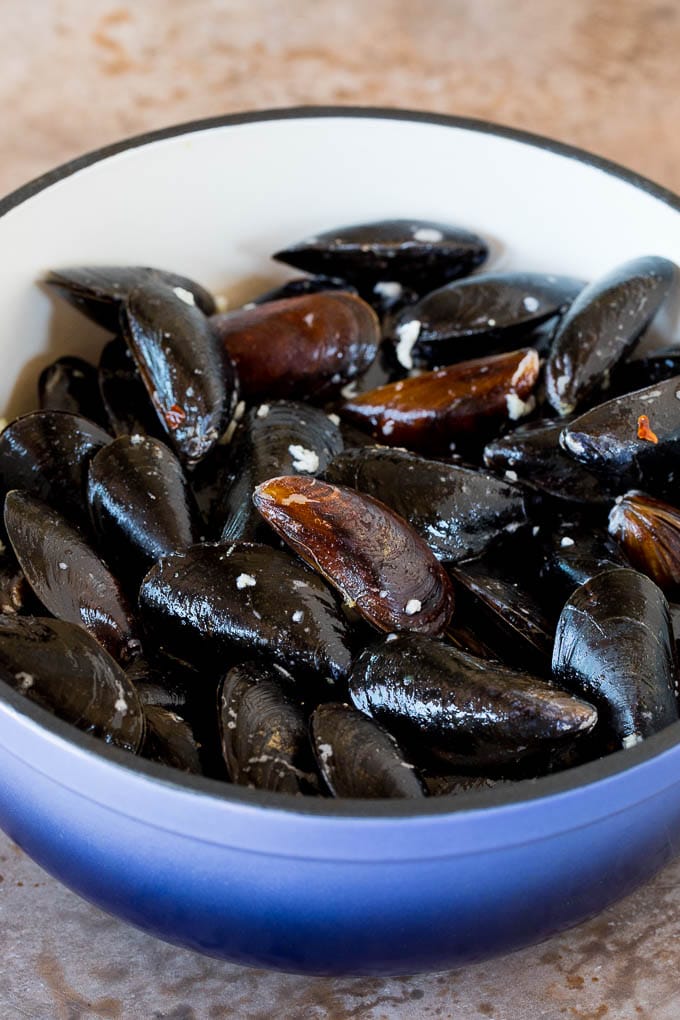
left=552, top=567, right=678, bottom=747
left=546, top=256, right=678, bottom=417
left=4, top=490, right=140, bottom=665
left=211, top=292, right=380, bottom=401
left=349, top=634, right=597, bottom=770
left=88, top=434, right=200, bottom=584
left=310, top=702, right=424, bottom=798
left=325, top=446, right=527, bottom=563
left=98, top=338, right=166, bottom=441
left=122, top=279, right=237, bottom=464
left=273, top=219, right=488, bottom=292
left=251, top=275, right=357, bottom=304
left=608, top=490, right=680, bottom=593
left=219, top=401, right=343, bottom=543
left=450, top=558, right=554, bottom=672
left=139, top=542, right=353, bottom=684
left=340, top=348, right=539, bottom=454
left=0, top=616, right=144, bottom=752
left=0, top=410, right=111, bottom=526
left=253, top=477, right=454, bottom=637
left=141, top=705, right=202, bottom=773
left=38, top=356, right=108, bottom=426
left=390, top=272, right=584, bottom=369
left=560, top=374, right=680, bottom=496
left=483, top=417, right=612, bottom=507
left=46, top=265, right=216, bottom=331
left=219, top=662, right=320, bottom=794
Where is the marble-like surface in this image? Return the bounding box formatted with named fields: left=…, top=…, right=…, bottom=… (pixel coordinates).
left=3, top=0, right=680, bottom=1016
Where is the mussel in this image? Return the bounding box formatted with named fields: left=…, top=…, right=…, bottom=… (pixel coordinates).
left=608, top=490, right=680, bottom=593
left=142, top=705, right=202, bottom=772
left=251, top=275, right=357, bottom=304
left=38, top=356, right=108, bottom=426
left=539, top=518, right=628, bottom=601
left=98, top=338, right=166, bottom=441
left=253, top=477, right=455, bottom=636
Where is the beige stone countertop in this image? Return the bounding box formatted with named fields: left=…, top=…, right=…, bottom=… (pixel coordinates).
left=3, top=1, right=680, bottom=1017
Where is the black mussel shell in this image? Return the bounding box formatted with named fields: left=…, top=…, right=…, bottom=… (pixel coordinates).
left=126, top=656, right=191, bottom=714
left=483, top=417, right=611, bottom=507
left=122, top=279, right=237, bottom=464
left=142, top=705, right=202, bottom=773
left=139, top=542, right=353, bottom=684
left=46, top=265, right=216, bottom=331
left=325, top=446, right=527, bottom=563
left=390, top=272, right=584, bottom=370
left=0, top=546, right=30, bottom=616
left=423, top=773, right=500, bottom=797
left=310, top=702, right=425, bottom=798
left=38, top=356, right=108, bottom=426
left=450, top=558, right=554, bottom=672
left=0, top=616, right=145, bottom=752
left=273, top=219, right=488, bottom=292
left=0, top=410, right=111, bottom=525
left=610, top=346, right=680, bottom=398
left=4, top=490, right=140, bottom=665
left=251, top=275, right=357, bottom=304
left=253, top=477, right=454, bottom=637
left=540, top=519, right=628, bottom=602
left=349, top=634, right=597, bottom=770
left=219, top=662, right=320, bottom=794
left=546, top=256, right=678, bottom=416
left=88, top=434, right=200, bottom=583
left=98, top=338, right=166, bottom=441
left=560, top=374, right=680, bottom=496
left=552, top=567, right=678, bottom=746
left=219, top=401, right=343, bottom=542
left=608, top=490, right=680, bottom=593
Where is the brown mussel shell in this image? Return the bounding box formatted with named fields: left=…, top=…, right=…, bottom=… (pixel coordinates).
left=349, top=634, right=597, bottom=770
left=98, top=338, right=167, bottom=441
left=139, top=542, right=353, bottom=684
left=211, top=292, right=380, bottom=401
left=38, top=356, right=108, bottom=426
left=219, top=662, right=320, bottom=794
left=552, top=567, right=678, bottom=746
left=546, top=256, right=678, bottom=416
left=219, top=401, right=343, bottom=543
left=325, top=446, right=527, bottom=563
left=608, top=490, right=680, bottom=593
left=273, top=219, right=488, bottom=292
left=391, top=272, right=584, bottom=369
left=4, top=490, right=140, bottom=665
left=310, top=702, right=425, bottom=798
left=122, top=278, right=237, bottom=464
left=141, top=705, right=202, bottom=773
left=0, top=616, right=145, bottom=752
left=340, top=348, right=539, bottom=453
left=88, top=434, right=200, bottom=583
left=253, top=477, right=454, bottom=637
left=46, top=265, right=216, bottom=331
left=0, top=410, right=111, bottom=526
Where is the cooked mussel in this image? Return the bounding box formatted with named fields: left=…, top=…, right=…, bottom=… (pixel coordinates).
left=610, top=346, right=680, bottom=398
left=251, top=275, right=357, bottom=304
left=0, top=546, right=30, bottom=616
left=546, top=256, right=678, bottom=416
left=0, top=616, right=145, bottom=752
left=310, top=702, right=425, bottom=798
left=211, top=292, right=380, bottom=401
left=98, top=338, right=166, bottom=440
left=349, top=634, right=597, bottom=770
left=539, top=518, right=628, bottom=601
left=219, top=662, right=319, bottom=794
left=608, top=490, right=680, bottom=593
left=552, top=567, right=678, bottom=747
left=325, top=446, right=527, bottom=563
left=141, top=705, right=202, bottom=773
left=38, top=356, right=108, bottom=426
left=273, top=219, right=489, bottom=293
left=253, top=477, right=454, bottom=636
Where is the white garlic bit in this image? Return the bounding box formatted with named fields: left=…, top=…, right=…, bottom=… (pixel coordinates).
left=236, top=573, right=257, bottom=589
left=404, top=599, right=422, bottom=615
left=172, top=286, right=196, bottom=306
left=395, top=319, right=421, bottom=370
left=288, top=445, right=320, bottom=473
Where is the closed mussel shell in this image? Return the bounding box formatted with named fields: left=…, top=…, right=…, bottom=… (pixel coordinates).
left=608, top=490, right=680, bottom=593
left=122, top=279, right=237, bottom=464
left=552, top=567, right=678, bottom=747
left=273, top=219, right=488, bottom=292
left=4, top=490, right=141, bottom=665
left=46, top=265, right=216, bottom=331
left=139, top=542, right=353, bottom=684
left=546, top=256, right=678, bottom=416
left=253, top=477, right=454, bottom=637
left=98, top=338, right=167, bottom=441
left=142, top=705, right=202, bottom=773
left=211, top=292, right=380, bottom=401
left=349, top=634, right=597, bottom=770
left=219, top=662, right=320, bottom=794
left=219, top=401, right=343, bottom=542
left=310, top=702, right=425, bottom=798
left=609, top=346, right=680, bottom=398
left=0, top=616, right=145, bottom=752
left=539, top=518, right=628, bottom=602
left=88, top=434, right=200, bottom=583
left=325, top=446, right=527, bottom=563
left=391, top=272, right=584, bottom=370
left=38, top=356, right=108, bottom=426
left=251, top=275, right=357, bottom=304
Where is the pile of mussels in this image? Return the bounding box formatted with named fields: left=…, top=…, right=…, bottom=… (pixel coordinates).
left=1, top=218, right=680, bottom=799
